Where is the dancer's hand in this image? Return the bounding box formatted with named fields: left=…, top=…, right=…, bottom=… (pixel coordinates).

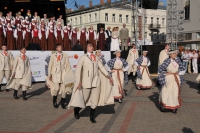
left=77, top=82, right=82, bottom=90
left=108, top=77, right=114, bottom=85
left=49, top=75, right=52, bottom=81
left=137, top=66, right=140, bottom=70
left=111, top=70, right=115, bottom=73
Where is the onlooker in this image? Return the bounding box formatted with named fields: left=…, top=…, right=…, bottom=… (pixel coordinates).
left=119, top=24, right=129, bottom=51
left=192, top=50, right=198, bottom=74
left=105, top=26, right=112, bottom=51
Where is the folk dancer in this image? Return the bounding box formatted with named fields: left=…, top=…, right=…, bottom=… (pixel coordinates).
left=95, top=50, right=114, bottom=106
left=88, top=26, right=97, bottom=50
left=158, top=50, right=185, bottom=113
left=63, top=26, right=71, bottom=50
left=97, top=28, right=108, bottom=50
left=0, top=20, right=6, bottom=47
left=69, top=27, right=78, bottom=48
left=135, top=51, right=152, bottom=89
left=55, top=23, right=63, bottom=45
left=68, top=43, right=113, bottom=123
left=48, top=44, right=74, bottom=109
left=14, top=24, right=23, bottom=49
left=192, top=50, right=198, bottom=74
left=46, top=25, right=56, bottom=50
left=126, top=44, right=139, bottom=82
left=32, top=25, right=40, bottom=44
left=6, top=47, right=32, bottom=100
left=0, top=45, right=13, bottom=92
left=107, top=50, right=129, bottom=103
left=23, top=25, right=31, bottom=48
left=78, top=26, right=87, bottom=50
left=5, top=23, right=15, bottom=50
left=39, top=24, right=47, bottom=50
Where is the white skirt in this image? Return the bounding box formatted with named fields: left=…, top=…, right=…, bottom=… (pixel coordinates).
left=110, top=38, right=120, bottom=51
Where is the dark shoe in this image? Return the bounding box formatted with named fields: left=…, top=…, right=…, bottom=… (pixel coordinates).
left=22, top=91, right=27, bottom=101
left=13, top=90, right=19, bottom=99
left=53, top=96, right=58, bottom=108
left=0, top=85, right=2, bottom=92
left=74, top=107, right=81, bottom=119
left=172, top=109, right=178, bottom=114
left=90, top=108, right=96, bottom=123
left=160, top=105, right=165, bottom=112
left=132, top=75, right=136, bottom=83
left=6, top=89, right=10, bottom=92
left=60, top=98, right=66, bottom=109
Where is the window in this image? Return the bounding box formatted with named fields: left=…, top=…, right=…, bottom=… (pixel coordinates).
left=197, top=32, right=200, bottom=39
left=184, top=0, right=190, bottom=20
left=162, top=18, right=165, bottom=25
left=79, top=16, right=82, bottom=24
left=126, top=15, right=129, bottom=23
left=185, top=33, right=192, bottom=40
left=89, top=14, right=91, bottom=22
left=70, top=19, right=72, bottom=24
left=112, top=14, right=115, bottom=22
left=151, top=17, right=153, bottom=24
left=145, top=32, right=147, bottom=38
left=157, top=18, right=159, bottom=24
left=105, top=13, right=108, bottom=21
left=145, top=17, right=147, bottom=24
left=94, top=13, right=97, bottom=22
left=75, top=18, right=77, bottom=25
left=119, top=14, right=122, bottom=23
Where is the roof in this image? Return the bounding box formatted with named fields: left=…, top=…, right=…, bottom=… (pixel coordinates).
left=66, top=1, right=166, bottom=17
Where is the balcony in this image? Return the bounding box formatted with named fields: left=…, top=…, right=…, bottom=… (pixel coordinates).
left=148, top=24, right=161, bottom=33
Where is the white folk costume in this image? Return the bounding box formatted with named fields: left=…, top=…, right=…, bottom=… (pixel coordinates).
left=6, top=54, right=32, bottom=100
left=97, top=54, right=114, bottom=106
left=0, top=51, right=13, bottom=91
left=48, top=52, right=74, bottom=109
left=158, top=49, right=169, bottom=66
left=69, top=53, right=109, bottom=109
left=158, top=57, right=185, bottom=112
left=135, top=55, right=152, bottom=89
left=107, top=52, right=129, bottom=100
left=68, top=52, right=111, bottom=123
left=126, top=48, right=139, bottom=75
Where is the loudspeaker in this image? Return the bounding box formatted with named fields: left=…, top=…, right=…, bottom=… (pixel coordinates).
left=97, top=23, right=105, bottom=32
left=71, top=44, right=83, bottom=51
left=142, top=44, right=165, bottom=73
left=141, top=0, right=159, bottom=9
left=26, top=43, right=41, bottom=50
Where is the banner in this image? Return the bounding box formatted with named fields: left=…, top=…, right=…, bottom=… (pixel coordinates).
left=2, top=51, right=111, bottom=83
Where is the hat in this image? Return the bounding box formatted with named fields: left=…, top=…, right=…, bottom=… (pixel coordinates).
left=142, top=51, right=148, bottom=53
left=113, top=50, right=122, bottom=55
left=72, top=27, right=76, bottom=29
left=25, top=16, right=28, bottom=19
left=67, top=23, right=71, bottom=26
left=82, top=26, right=85, bottom=29
left=57, top=22, right=61, bottom=25
left=22, top=20, right=25, bottom=23
left=50, top=25, right=53, bottom=28
left=95, top=49, right=101, bottom=53
left=168, top=50, right=177, bottom=54
left=64, top=26, right=67, bottom=29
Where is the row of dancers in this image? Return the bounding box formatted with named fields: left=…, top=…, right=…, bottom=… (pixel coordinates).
left=0, top=43, right=185, bottom=123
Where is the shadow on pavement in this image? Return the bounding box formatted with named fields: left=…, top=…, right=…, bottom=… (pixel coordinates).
left=182, top=127, right=194, bottom=133
left=26, top=87, right=48, bottom=99
left=186, top=81, right=200, bottom=94
left=148, top=92, right=160, bottom=111
left=79, top=105, right=116, bottom=118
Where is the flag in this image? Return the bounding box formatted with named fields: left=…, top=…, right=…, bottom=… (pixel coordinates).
left=75, top=1, right=78, bottom=8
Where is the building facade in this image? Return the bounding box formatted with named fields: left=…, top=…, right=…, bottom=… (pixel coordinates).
left=166, top=0, right=200, bottom=49
left=66, top=2, right=166, bottom=43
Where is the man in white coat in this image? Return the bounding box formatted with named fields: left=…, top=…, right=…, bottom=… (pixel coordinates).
left=48, top=44, right=74, bottom=109
left=126, top=44, right=139, bottom=82
left=68, top=43, right=113, bottom=123
left=0, top=45, right=13, bottom=92
left=158, top=44, right=170, bottom=66
left=6, top=47, right=32, bottom=100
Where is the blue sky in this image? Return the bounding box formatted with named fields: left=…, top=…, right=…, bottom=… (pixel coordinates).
left=66, top=0, right=167, bottom=9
